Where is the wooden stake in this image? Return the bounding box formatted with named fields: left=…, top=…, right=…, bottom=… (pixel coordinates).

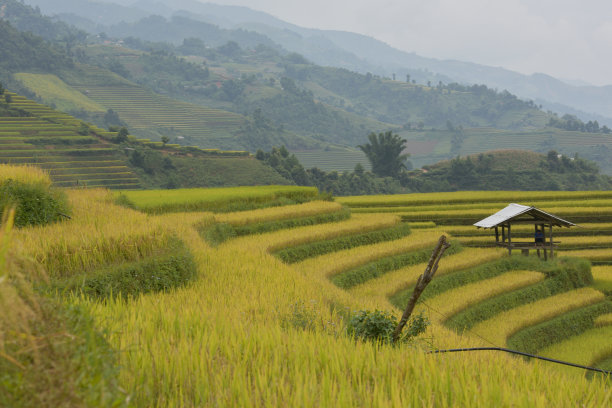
left=392, top=235, right=451, bottom=343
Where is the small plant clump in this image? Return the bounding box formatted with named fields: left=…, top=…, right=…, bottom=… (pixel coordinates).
left=347, top=309, right=429, bottom=345
left=0, top=165, right=70, bottom=227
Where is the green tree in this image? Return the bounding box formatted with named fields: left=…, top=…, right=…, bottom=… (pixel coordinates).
left=115, top=127, right=129, bottom=143
left=358, top=131, right=409, bottom=178
left=104, top=109, right=122, bottom=127
left=161, top=135, right=170, bottom=145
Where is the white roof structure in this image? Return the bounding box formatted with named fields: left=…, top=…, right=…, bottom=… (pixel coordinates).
left=474, top=203, right=576, bottom=229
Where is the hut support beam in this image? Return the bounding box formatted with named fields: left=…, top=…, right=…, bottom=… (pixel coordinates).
left=507, top=224, right=512, bottom=255
left=549, top=224, right=554, bottom=258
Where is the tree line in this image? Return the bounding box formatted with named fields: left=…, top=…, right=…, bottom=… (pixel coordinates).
left=547, top=114, right=611, bottom=134
left=257, top=132, right=612, bottom=195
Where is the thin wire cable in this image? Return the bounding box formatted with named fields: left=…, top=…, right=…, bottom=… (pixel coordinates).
left=417, top=296, right=611, bottom=375
left=429, top=347, right=612, bottom=375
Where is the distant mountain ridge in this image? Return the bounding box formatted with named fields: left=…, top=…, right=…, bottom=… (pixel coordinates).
left=5, top=0, right=612, bottom=176
left=24, top=0, right=612, bottom=125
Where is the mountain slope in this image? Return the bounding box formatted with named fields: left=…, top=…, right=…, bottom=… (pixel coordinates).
left=6, top=1, right=612, bottom=175
left=52, top=0, right=612, bottom=125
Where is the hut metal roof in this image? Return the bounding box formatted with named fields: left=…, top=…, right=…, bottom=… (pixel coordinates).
left=474, top=203, right=576, bottom=229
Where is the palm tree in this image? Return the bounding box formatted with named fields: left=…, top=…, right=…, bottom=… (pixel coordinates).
left=358, top=131, right=409, bottom=177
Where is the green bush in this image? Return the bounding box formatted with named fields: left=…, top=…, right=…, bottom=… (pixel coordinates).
left=275, top=222, right=412, bottom=264
left=334, top=240, right=462, bottom=289
left=0, top=179, right=70, bottom=227
left=282, top=300, right=319, bottom=332
left=347, top=310, right=429, bottom=345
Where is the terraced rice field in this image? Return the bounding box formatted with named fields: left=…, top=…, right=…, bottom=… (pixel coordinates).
left=114, top=187, right=612, bottom=377
left=14, top=69, right=247, bottom=146
left=70, top=85, right=245, bottom=145
left=459, top=129, right=612, bottom=155
left=0, top=92, right=140, bottom=188
left=6, top=185, right=612, bottom=406
left=13, top=73, right=107, bottom=113
left=293, top=149, right=372, bottom=172
left=336, top=190, right=612, bottom=372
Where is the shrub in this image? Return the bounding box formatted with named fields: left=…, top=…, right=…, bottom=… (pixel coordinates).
left=282, top=300, right=319, bottom=332
left=0, top=179, right=70, bottom=227
left=347, top=310, right=429, bottom=345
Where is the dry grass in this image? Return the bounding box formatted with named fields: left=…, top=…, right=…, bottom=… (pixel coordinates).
left=13, top=189, right=184, bottom=278
left=540, top=325, right=612, bottom=370
left=594, top=313, right=612, bottom=327
left=0, top=164, right=51, bottom=187
left=215, top=200, right=343, bottom=226
left=3, top=186, right=612, bottom=406
left=592, top=266, right=612, bottom=282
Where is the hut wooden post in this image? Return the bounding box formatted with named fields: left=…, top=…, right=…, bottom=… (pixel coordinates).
left=507, top=223, right=512, bottom=255
left=495, top=226, right=499, bottom=244
left=549, top=224, right=554, bottom=258
left=543, top=224, right=548, bottom=260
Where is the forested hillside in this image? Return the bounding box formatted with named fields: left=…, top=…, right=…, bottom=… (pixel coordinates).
left=78, top=38, right=549, bottom=142
left=0, top=20, right=72, bottom=73
left=0, top=0, right=84, bottom=41
left=3, top=0, right=612, bottom=176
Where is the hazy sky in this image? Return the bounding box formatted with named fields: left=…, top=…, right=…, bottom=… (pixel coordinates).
left=200, top=0, right=612, bottom=86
